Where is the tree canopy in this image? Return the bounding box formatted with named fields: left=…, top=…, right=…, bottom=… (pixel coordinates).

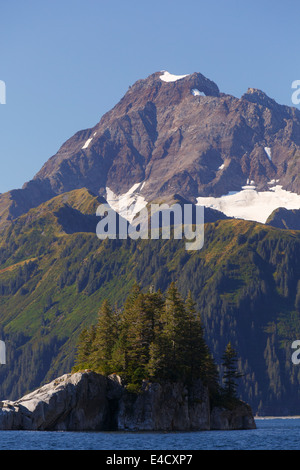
left=73, top=283, right=241, bottom=401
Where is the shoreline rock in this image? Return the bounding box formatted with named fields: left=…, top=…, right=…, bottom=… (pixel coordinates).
left=0, top=371, right=256, bottom=431
left=117, top=379, right=211, bottom=432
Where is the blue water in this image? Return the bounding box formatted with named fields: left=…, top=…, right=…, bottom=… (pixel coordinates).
left=0, top=419, right=299, bottom=450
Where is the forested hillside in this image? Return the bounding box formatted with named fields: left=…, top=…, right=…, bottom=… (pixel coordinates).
left=0, top=188, right=300, bottom=414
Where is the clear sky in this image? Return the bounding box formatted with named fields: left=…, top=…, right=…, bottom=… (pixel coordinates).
left=0, top=0, right=299, bottom=193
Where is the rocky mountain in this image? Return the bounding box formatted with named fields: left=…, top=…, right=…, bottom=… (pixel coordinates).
left=0, top=70, right=300, bottom=229
left=0, top=71, right=300, bottom=416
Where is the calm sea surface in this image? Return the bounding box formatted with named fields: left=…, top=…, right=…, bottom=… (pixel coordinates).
left=0, top=418, right=299, bottom=450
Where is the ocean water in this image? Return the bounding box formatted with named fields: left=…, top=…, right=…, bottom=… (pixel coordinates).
left=0, top=418, right=300, bottom=450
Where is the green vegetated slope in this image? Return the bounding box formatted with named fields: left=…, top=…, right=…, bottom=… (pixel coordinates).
left=0, top=188, right=300, bottom=415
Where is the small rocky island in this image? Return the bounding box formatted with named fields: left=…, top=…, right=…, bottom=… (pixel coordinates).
left=0, top=370, right=256, bottom=431
left=0, top=285, right=256, bottom=432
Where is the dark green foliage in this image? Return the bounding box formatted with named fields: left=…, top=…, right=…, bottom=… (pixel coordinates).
left=73, top=284, right=220, bottom=396
left=221, top=342, right=243, bottom=402
left=295, top=281, right=300, bottom=312
left=90, top=300, right=118, bottom=375
left=0, top=261, right=37, bottom=296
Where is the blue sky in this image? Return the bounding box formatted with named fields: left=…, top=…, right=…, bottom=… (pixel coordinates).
left=0, top=0, right=299, bottom=193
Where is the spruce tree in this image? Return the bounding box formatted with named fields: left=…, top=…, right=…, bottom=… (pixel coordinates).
left=91, top=299, right=117, bottom=375
left=111, top=284, right=141, bottom=375
left=73, top=325, right=97, bottom=371
left=222, top=342, right=243, bottom=401
left=73, top=283, right=221, bottom=400
left=160, top=282, right=187, bottom=380
left=183, top=291, right=205, bottom=381
left=184, top=291, right=219, bottom=392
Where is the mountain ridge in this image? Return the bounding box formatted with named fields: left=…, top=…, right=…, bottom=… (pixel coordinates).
left=0, top=70, right=299, bottom=229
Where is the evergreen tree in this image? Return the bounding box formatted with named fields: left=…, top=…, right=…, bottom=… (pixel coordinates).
left=91, top=299, right=117, bottom=375
left=222, top=342, right=243, bottom=401
left=147, top=331, right=171, bottom=380
left=295, top=280, right=300, bottom=312
left=155, top=282, right=187, bottom=380
left=73, top=284, right=222, bottom=400
left=124, top=293, right=153, bottom=380
left=184, top=291, right=219, bottom=392
left=110, top=284, right=142, bottom=376
left=146, top=284, right=219, bottom=386
left=113, top=289, right=165, bottom=382
left=183, top=290, right=205, bottom=381
left=73, top=325, right=97, bottom=371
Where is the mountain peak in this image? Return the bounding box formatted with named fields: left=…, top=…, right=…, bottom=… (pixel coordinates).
left=124, top=70, right=220, bottom=103
left=159, top=71, right=190, bottom=82
left=0, top=70, right=299, bottom=230
left=241, top=87, right=282, bottom=111
left=159, top=70, right=220, bottom=97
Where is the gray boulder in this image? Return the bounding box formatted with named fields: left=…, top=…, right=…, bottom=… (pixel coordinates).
left=0, top=370, right=256, bottom=431
left=0, top=371, right=121, bottom=431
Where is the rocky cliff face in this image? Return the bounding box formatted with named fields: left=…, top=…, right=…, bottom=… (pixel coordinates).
left=0, top=371, right=256, bottom=431
left=117, top=379, right=211, bottom=432
left=0, top=70, right=299, bottom=229
left=0, top=371, right=122, bottom=431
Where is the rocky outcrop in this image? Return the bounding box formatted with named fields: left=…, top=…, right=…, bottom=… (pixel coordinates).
left=0, top=371, right=122, bottom=431
left=0, top=371, right=256, bottom=431
left=118, top=379, right=211, bottom=431
left=210, top=403, right=256, bottom=430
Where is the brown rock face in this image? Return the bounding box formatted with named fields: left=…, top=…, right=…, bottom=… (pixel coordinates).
left=0, top=71, right=299, bottom=228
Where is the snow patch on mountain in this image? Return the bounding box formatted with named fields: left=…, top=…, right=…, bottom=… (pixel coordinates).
left=192, top=88, right=205, bottom=96
left=264, top=147, right=272, bottom=161
left=105, top=179, right=300, bottom=226
left=82, top=138, right=93, bottom=149
left=160, top=71, right=189, bottom=82
left=197, top=185, right=300, bottom=224
left=106, top=182, right=147, bottom=223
